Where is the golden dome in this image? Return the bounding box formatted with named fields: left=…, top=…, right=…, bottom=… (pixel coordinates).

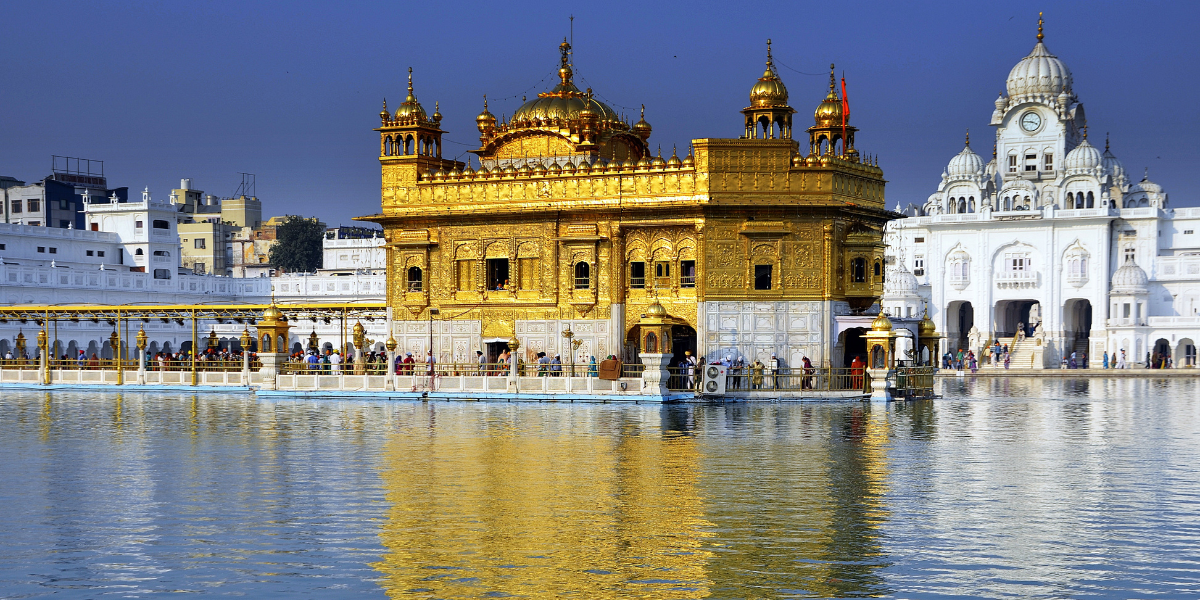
left=666, top=146, right=682, bottom=168
left=633, top=105, right=652, bottom=140
left=260, top=302, right=286, bottom=325
left=562, top=159, right=577, bottom=174
left=476, top=96, right=496, bottom=132
left=918, top=311, right=937, bottom=337
left=750, top=41, right=789, bottom=108
left=394, top=68, right=428, bottom=121
left=646, top=302, right=668, bottom=317
left=814, top=64, right=845, bottom=126
left=510, top=41, right=623, bottom=125
left=870, top=312, right=893, bottom=332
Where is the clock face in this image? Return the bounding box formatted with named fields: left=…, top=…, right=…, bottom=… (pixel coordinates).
left=1021, top=111, right=1042, bottom=132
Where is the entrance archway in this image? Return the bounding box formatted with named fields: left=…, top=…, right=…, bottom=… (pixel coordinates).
left=1064, top=299, right=1093, bottom=365
left=1152, top=338, right=1171, bottom=368
left=994, top=299, right=1038, bottom=339
left=839, top=327, right=867, bottom=368
left=946, top=301, right=974, bottom=354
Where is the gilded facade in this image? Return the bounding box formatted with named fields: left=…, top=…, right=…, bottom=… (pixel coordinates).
left=361, top=41, right=893, bottom=368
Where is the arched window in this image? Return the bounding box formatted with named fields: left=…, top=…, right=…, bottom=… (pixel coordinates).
left=261, top=334, right=271, bottom=352
left=873, top=261, right=881, bottom=278
left=135, top=248, right=144, bottom=255
left=574, top=262, right=590, bottom=289
left=968, top=196, right=975, bottom=213
left=406, top=266, right=423, bottom=292
left=1086, top=191, right=1095, bottom=208
left=958, top=198, right=967, bottom=213
left=405, top=135, right=413, bottom=155
left=1003, top=196, right=1011, bottom=211
left=384, top=136, right=392, bottom=156
left=644, top=332, right=658, bottom=353
left=1067, top=192, right=1075, bottom=207
left=852, top=258, right=867, bottom=283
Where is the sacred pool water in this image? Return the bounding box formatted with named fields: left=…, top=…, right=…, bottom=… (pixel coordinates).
left=1, top=378, right=1197, bottom=598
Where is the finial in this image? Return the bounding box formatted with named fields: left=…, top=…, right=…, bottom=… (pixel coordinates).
left=1105, top=132, right=1110, bottom=151
left=522, top=95, right=526, bottom=102
left=829, top=63, right=836, bottom=93
left=435, top=100, right=439, bottom=111
left=1144, top=167, right=1149, bottom=180
left=407, top=67, right=413, bottom=94
left=965, top=128, right=970, bottom=147
left=640, top=104, right=645, bottom=119
left=482, top=94, right=488, bottom=110
left=657, top=145, right=662, bottom=158
left=1082, top=123, right=1088, bottom=139
left=993, top=142, right=997, bottom=159
left=1037, top=12, right=1044, bottom=43
left=766, top=38, right=773, bottom=68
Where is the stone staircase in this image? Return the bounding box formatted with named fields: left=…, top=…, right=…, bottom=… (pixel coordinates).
left=985, top=334, right=1042, bottom=369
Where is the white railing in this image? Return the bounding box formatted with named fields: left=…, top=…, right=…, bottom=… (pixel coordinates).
left=995, top=270, right=1039, bottom=288
left=272, top=273, right=386, bottom=300
left=1, top=263, right=269, bottom=299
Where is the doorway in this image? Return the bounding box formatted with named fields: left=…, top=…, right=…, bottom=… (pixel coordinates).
left=840, top=327, right=868, bottom=368
left=994, top=299, right=1038, bottom=339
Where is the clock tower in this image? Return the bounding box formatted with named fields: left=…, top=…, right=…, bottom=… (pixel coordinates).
left=989, top=13, right=1086, bottom=209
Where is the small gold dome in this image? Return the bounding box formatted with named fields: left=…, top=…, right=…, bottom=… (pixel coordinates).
left=633, top=105, right=652, bottom=141
left=516, top=163, right=532, bottom=176
left=814, top=64, right=845, bottom=126
left=562, top=159, right=577, bottom=174
left=476, top=96, right=496, bottom=132
left=870, top=312, right=893, bottom=332
left=261, top=303, right=286, bottom=325
left=666, top=146, right=682, bottom=168
left=548, top=161, right=562, bottom=174
left=749, top=40, right=789, bottom=108
left=533, top=161, right=548, bottom=175
left=646, top=302, right=667, bottom=317
left=918, top=312, right=937, bottom=337
left=394, top=69, right=428, bottom=121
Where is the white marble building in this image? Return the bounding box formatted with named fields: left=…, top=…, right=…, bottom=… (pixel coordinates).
left=883, top=26, right=1200, bottom=368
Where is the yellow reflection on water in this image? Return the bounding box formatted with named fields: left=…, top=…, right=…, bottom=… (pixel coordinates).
left=372, top=406, right=714, bottom=598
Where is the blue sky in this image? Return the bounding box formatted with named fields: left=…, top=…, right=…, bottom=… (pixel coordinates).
left=1, top=0, right=1196, bottom=226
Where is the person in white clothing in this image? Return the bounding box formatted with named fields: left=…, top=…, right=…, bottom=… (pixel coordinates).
left=329, top=351, right=342, bottom=373
left=1116, top=349, right=1127, bottom=369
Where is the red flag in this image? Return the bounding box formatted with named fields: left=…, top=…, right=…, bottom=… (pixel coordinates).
left=840, top=74, right=849, bottom=157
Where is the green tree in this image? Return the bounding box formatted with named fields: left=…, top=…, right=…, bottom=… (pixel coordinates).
left=269, top=215, right=324, bottom=273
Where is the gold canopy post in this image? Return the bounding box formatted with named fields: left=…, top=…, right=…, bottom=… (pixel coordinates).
left=191, top=309, right=198, bottom=386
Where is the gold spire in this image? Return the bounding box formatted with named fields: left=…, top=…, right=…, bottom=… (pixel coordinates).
left=1037, top=12, right=1044, bottom=43
left=1105, top=132, right=1110, bottom=151
left=993, top=142, right=997, bottom=159
left=829, top=63, right=836, bottom=94
left=1082, top=123, right=1088, bottom=139
left=965, top=128, right=970, bottom=147
left=766, top=38, right=773, bottom=69
left=407, top=67, right=414, bottom=99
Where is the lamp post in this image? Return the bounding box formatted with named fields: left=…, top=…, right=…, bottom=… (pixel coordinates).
left=561, top=326, right=575, bottom=376
left=109, top=329, right=121, bottom=384
left=36, top=327, right=48, bottom=385
left=352, top=321, right=366, bottom=375
left=427, top=307, right=439, bottom=390
left=239, top=327, right=252, bottom=386
left=506, top=335, right=521, bottom=393
left=385, top=335, right=397, bottom=391
left=136, top=325, right=148, bottom=385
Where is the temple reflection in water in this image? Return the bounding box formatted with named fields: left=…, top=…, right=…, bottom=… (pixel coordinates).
left=372, top=403, right=893, bottom=597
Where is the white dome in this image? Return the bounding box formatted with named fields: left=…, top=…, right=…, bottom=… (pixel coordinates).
left=884, top=261, right=920, bottom=298
left=1102, top=148, right=1125, bottom=182
left=946, top=145, right=984, bottom=178
left=1111, top=258, right=1149, bottom=293
left=1063, top=139, right=1101, bottom=171
left=1129, top=177, right=1163, bottom=195
left=1007, top=42, right=1073, bottom=98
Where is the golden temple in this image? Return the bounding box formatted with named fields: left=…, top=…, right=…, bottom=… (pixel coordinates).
left=360, top=40, right=892, bottom=368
